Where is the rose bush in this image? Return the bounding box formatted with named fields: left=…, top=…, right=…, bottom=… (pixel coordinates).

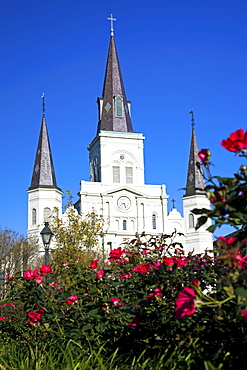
left=2, top=129, right=247, bottom=368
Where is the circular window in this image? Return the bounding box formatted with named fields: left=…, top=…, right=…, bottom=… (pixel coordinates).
left=120, top=155, right=125, bottom=160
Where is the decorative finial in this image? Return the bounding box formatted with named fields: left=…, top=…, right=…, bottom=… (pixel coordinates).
left=171, top=198, right=176, bottom=209
left=41, top=93, right=45, bottom=118
left=107, top=13, right=116, bottom=36
left=189, top=110, right=195, bottom=128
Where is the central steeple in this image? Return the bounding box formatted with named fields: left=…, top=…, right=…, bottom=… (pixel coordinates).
left=97, top=17, right=133, bottom=133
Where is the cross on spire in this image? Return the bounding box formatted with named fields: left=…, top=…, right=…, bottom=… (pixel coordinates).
left=107, top=14, right=116, bottom=36
left=189, top=110, right=195, bottom=128
left=42, top=93, right=45, bottom=118
left=171, top=198, right=176, bottom=209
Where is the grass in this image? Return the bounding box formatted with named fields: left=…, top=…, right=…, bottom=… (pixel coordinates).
left=0, top=339, right=225, bottom=370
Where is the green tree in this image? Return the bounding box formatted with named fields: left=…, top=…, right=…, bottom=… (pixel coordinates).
left=49, top=207, right=106, bottom=284
left=0, top=228, right=39, bottom=298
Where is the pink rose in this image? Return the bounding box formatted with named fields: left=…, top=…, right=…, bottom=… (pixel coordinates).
left=147, top=286, right=163, bottom=299
left=120, top=273, right=133, bottom=279
left=65, top=295, right=79, bottom=305
left=198, top=149, right=211, bottom=163
left=175, top=287, right=196, bottom=319
left=35, top=274, right=43, bottom=284
left=49, top=281, right=58, bottom=286
left=241, top=310, right=247, bottom=322
left=110, top=298, right=125, bottom=306
left=23, top=269, right=39, bottom=280
left=96, top=270, right=105, bottom=279
left=141, top=250, right=150, bottom=255
left=128, top=316, right=140, bottom=326
left=153, top=261, right=162, bottom=269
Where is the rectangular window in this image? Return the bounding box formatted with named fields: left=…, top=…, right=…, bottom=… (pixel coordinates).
left=123, top=220, right=127, bottom=230
left=125, top=167, right=133, bottom=184
left=115, top=96, right=123, bottom=117
left=152, top=214, right=157, bottom=229
left=113, top=166, right=120, bottom=183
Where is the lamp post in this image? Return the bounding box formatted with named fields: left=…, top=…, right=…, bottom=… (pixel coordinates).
left=40, top=222, right=53, bottom=265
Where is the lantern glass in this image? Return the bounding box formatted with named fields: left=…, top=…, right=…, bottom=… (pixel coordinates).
left=40, top=222, right=53, bottom=246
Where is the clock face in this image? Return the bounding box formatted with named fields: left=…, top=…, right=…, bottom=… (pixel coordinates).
left=117, top=196, right=131, bottom=211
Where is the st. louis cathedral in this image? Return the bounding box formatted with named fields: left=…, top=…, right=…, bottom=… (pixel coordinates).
left=27, top=19, right=212, bottom=254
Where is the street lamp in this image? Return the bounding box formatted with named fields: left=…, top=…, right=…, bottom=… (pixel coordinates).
left=40, top=222, right=53, bottom=265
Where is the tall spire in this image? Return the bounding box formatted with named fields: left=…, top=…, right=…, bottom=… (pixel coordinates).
left=185, top=111, right=206, bottom=196
left=29, top=95, right=58, bottom=189
left=97, top=16, right=133, bottom=133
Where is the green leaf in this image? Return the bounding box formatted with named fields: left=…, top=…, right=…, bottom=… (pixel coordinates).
left=195, top=216, right=208, bottom=230
left=204, top=360, right=218, bottom=370
left=88, top=308, right=99, bottom=316
left=235, top=287, right=247, bottom=299
left=207, top=224, right=217, bottom=233
left=192, top=208, right=210, bottom=215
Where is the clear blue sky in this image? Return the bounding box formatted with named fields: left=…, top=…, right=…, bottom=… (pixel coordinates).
left=1, top=0, right=247, bottom=238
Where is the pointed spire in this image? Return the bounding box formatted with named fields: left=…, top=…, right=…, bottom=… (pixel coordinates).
left=185, top=111, right=206, bottom=196
left=42, top=92, right=45, bottom=118
left=97, top=22, right=133, bottom=133
left=29, top=96, right=58, bottom=189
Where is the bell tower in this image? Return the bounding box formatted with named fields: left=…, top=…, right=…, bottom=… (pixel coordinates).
left=27, top=95, right=62, bottom=242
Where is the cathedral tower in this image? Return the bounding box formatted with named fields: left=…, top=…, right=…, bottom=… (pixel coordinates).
left=78, top=17, right=169, bottom=249
left=182, top=111, right=212, bottom=254
left=27, top=96, right=62, bottom=241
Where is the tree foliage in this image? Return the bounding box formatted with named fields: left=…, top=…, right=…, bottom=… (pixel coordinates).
left=49, top=207, right=105, bottom=283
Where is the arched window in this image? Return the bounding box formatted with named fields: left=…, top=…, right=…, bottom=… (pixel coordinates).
left=189, top=214, right=194, bottom=229
left=152, top=214, right=157, bottom=229
left=115, top=95, right=123, bottom=117
left=32, top=208, right=37, bottom=225
left=44, top=207, right=51, bottom=222
left=123, top=220, right=127, bottom=230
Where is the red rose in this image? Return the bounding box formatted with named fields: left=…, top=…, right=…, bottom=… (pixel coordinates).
left=191, top=279, right=200, bottom=287
left=40, top=265, right=52, bottom=275
left=133, top=263, right=152, bottom=274
left=90, top=260, right=98, bottom=269
left=108, top=247, right=126, bottom=262
left=163, top=257, right=174, bottom=266
left=221, top=129, right=247, bottom=152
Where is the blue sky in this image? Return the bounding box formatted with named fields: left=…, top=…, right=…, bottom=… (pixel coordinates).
left=1, top=0, right=247, bottom=238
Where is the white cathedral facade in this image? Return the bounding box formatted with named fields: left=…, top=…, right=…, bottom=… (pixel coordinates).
left=27, top=28, right=212, bottom=255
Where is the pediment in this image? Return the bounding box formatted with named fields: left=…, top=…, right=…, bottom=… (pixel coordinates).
left=102, top=186, right=147, bottom=197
